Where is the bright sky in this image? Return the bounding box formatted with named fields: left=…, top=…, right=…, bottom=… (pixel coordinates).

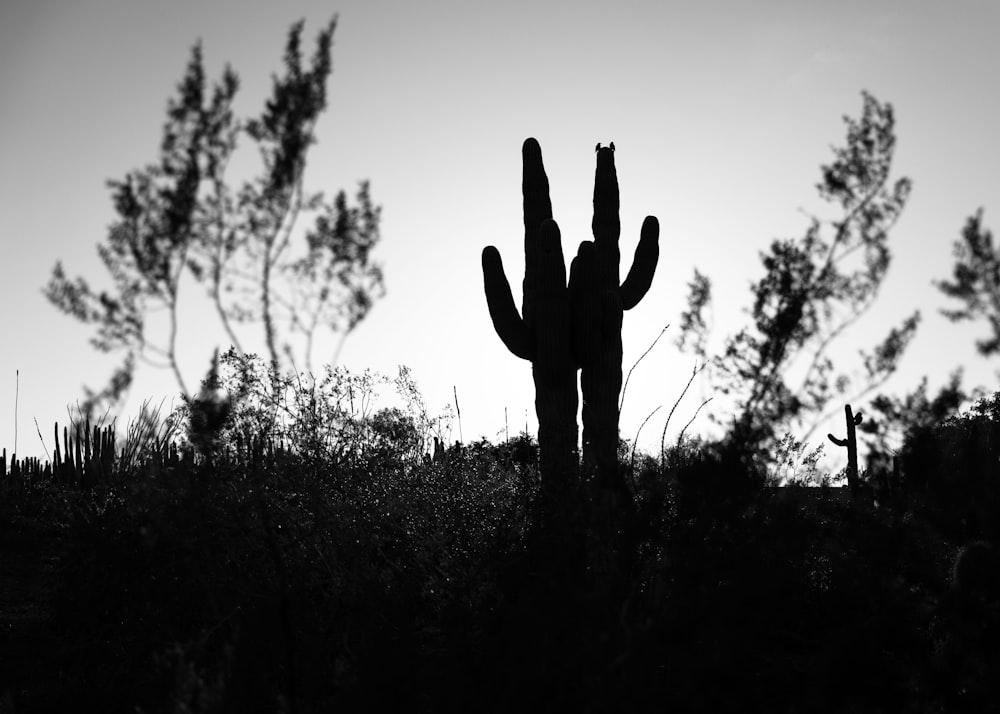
left=1, top=0, right=998, bottom=472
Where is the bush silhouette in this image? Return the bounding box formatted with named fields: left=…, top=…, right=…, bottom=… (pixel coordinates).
left=899, top=389, right=1000, bottom=542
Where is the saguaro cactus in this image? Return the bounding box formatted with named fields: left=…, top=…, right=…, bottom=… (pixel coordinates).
left=828, top=403, right=863, bottom=493
left=583, top=144, right=659, bottom=498
left=482, top=138, right=659, bottom=515
left=482, top=138, right=584, bottom=514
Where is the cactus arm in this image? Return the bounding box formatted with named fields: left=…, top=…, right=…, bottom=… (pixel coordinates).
left=621, top=215, right=660, bottom=310
left=828, top=434, right=848, bottom=447
left=482, top=246, right=533, bottom=360
left=521, top=138, right=554, bottom=322
left=481, top=137, right=555, bottom=362
left=845, top=404, right=859, bottom=491
left=854, top=411, right=863, bottom=425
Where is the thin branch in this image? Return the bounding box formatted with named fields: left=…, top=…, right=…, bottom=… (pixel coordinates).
left=660, top=360, right=706, bottom=465
left=271, top=178, right=305, bottom=266
left=262, top=178, right=306, bottom=368
left=678, top=397, right=713, bottom=447
left=630, top=404, right=661, bottom=471
left=209, top=158, right=245, bottom=356
left=795, top=292, right=881, bottom=403
left=33, top=417, right=51, bottom=462
left=620, top=324, right=669, bottom=414
left=330, top=329, right=350, bottom=368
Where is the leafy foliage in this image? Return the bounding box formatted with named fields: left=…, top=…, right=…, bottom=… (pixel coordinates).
left=937, top=209, right=1000, bottom=355
left=898, top=389, right=1000, bottom=543
left=860, top=369, right=973, bottom=464
left=676, top=92, right=918, bottom=455
left=164, top=348, right=455, bottom=473
left=44, top=18, right=383, bottom=419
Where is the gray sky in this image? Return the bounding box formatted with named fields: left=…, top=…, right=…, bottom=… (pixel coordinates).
left=1, top=0, right=997, bottom=471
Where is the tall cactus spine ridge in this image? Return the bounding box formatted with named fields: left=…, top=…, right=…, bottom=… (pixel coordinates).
left=828, top=403, right=863, bottom=493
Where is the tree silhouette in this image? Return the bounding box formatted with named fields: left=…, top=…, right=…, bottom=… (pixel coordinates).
left=44, top=17, right=383, bottom=418
left=675, top=91, right=917, bottom=454
left=860, top=369, right=973, bottom=467
left=936, top=209, right=1000, bottom=356
left=853, top=212, right=999, bottom=473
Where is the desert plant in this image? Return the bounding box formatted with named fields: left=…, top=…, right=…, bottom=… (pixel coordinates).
left=675, top=92, right=917, bottom=457
left=581, top=144, right=660, bottom=499
left=936, top=209, right=1000, bottom=356
left=44, top=18, right=383, bottom=418
left=767, top=432, right=829, bottom=486
left=859, top=369, right=973, bottom=469
left=482, top=139, right=658, bottom=518
left=898, top=389, right=1000, bottom=542
left=481, top=140, right=582, bottom=517
left=828, top=403, right=863, bottom=493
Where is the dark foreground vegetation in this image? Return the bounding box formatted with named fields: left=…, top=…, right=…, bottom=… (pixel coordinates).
left=2, top=356, right=999, bottom=713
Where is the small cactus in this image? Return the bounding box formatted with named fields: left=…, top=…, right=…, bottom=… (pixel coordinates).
left=828, top=403, right=863, bottom=494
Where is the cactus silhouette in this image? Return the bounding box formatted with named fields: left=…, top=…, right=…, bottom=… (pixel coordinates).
left=583, top=144, right=658, bottom=500
left=482, top=139, right=582, bottom=515
left=828, top=403, right=863, bottom=493
left=482, top=138, right=658, bottom=516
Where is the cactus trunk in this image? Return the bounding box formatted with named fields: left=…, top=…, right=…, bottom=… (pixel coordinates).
left=828, top=403, right=863, bottom=494
left=482, top=140, right=580, bottom=520
left=846, top=406, right=859, bottom=489
left=530, top=218, right=579, bottom=511
left=581, top=146, right=658, bottom=502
